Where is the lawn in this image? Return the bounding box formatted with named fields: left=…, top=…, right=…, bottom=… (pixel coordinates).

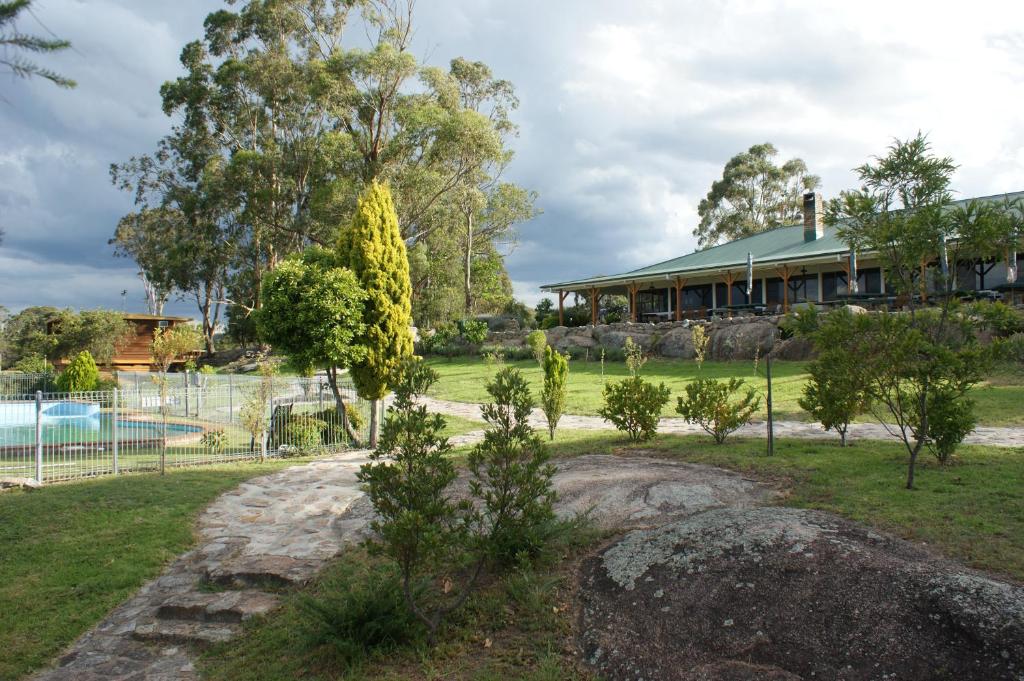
left=0, top=414, right=484, bottom=681
left=425, top=357, right=1024, bottom=427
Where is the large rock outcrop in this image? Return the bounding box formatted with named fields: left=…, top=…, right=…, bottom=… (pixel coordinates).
left=489, top=316, right=797, bottom=361
left=578, top=507, right=1024, bottom=681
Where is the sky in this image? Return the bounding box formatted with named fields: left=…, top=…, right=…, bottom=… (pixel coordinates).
left=2, top=0, right=1024, bottom=318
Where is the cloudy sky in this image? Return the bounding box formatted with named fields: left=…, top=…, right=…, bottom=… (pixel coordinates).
left=2, top=0, right=1024, bottom=317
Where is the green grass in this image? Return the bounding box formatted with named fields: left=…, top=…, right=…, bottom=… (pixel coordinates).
left=425, top=357, right=1024, bottom=427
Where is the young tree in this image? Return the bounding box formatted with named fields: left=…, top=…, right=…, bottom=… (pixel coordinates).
left=798, top=309, right=871, bottom=446
left=151, top=323, right=202, bottom=473
left=340, top=181, right=414, bottom=446
left=599, top=339, right=671, bottom=441
left=0, top=0, right=75, bottom=88
left=357, top=358, right=472, bottom=645
left=827, top=134, right=992, bottom=487
left=676, top=378, right=760, bottom=444
left=258, top=247, right=367, bottom=440
left=696, top=143, right=820, bottom=248
left=540, top=345, right=568, bottom=440
left=55, top=351, right=100, bottom=393
left=468, top=367, right=556, bottom=564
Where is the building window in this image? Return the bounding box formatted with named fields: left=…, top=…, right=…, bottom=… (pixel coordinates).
left=682, top=284, right=712, bottom=309
left=638, top=289, right=668, bottom=314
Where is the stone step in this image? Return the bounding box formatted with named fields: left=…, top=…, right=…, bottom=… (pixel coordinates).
left=204, top=554, right=322, bottom=589
left=132, top=618, right=241, bottom=648
left=156, top=589, right=280, bottom=624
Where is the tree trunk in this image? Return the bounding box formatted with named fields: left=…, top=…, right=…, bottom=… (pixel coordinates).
left=839, top=427, right=847, bottom=447
left=369, top=399, right=379, bottom=448
left=326, top=366, right=360, bottom=446
left=464, top=210, right=473, bottom=316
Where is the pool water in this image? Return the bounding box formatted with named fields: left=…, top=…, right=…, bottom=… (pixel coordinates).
left=0, top=414, right=203, bottom=447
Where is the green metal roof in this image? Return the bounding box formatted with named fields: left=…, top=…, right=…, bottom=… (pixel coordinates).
left=541, top=190, right=1024, bottom=291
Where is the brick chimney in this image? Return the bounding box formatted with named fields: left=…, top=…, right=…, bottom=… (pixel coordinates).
left=803, top=192, right=824, bottom=242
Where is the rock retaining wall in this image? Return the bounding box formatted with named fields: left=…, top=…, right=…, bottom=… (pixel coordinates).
left=488, top=316, right=809, bottom=361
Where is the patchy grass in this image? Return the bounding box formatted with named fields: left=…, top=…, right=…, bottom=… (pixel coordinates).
left=200, top=523, right=603, bottom=681
left=469, top=427, right=1024, bottom=581
left=425, top=357, right=1024, bottom=427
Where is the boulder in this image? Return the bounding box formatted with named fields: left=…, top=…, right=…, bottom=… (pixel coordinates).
left=657, top=325, right=697, bottom=359
left=708, top=319, right=776, bottom=361
left=579, top=507, right=1024, bottom=681
left=0, top=477, right=42, bottom=491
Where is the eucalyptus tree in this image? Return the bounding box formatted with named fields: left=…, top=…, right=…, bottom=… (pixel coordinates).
left=696, top=143, right=820, bottom=248
left=0, top=0, right=75, bottom=88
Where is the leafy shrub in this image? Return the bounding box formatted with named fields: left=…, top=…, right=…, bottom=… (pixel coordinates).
left=538, top=315, right=557, bottom=330
left=459, top=319, right=489, bottom=346
left=357, top=358, right=472, bottom=645
left=311, top=406, right=364, bottom=445
left=421, top=323, right=458, bottom=354
left=623, top=336, right=647, bottom=376
left=600, top=376, right=671, bottom=442
left=201, top=429, right=227, bottom=455
left=779, top=303, right=821, bottom=339
left=692, top=325, right=710, bottom=367
left=12, top=353, right=51, bottom=374
left=526, top=329, right=547, bottom=366
left=676, top=377, right=760, bottom=444
left=503, top=299, right=536, bottom=330
left=469, top=367, right=557, bottom=565
left=541, top=346, right=568, bottom=440
left=55, top=350, right=100, bottom=392
left=298, top=561, right=422, bottom=667
left=286, top=414, right=328, bottom=451
left=993, top=333, right=1024, bottom=365
left=924, top=389, right=976, bottom=465
left=971, top=301, right=1024, bottom=337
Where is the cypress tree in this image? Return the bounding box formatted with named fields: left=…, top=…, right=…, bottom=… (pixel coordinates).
left=341, top=180, right=414, bottom=445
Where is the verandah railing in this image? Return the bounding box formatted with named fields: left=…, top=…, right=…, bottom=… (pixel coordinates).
left=0, top=375, right=370, bottom=485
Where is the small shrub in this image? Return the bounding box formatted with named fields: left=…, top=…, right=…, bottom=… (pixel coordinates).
left=676, top=377, right=760, bottom=444
left=459, top=319, right=489, bottom=346
left=798, top=356, right=870, bottom=447
left=298, top=562, right=422, bottom=667
left=286, top=414, right=327, bottom=452
left=971, top=300, right=1024, bottom=337
left=691, top=325, right=710, bottom=367
left=924, top=389, right=976, bottom=464
left=55, top=351, right=100, bottom=392
left=623, top=336, right=647, bottom=376
left=540, top=346, right=569, bottom=440
left=482, top=348, right=506, bottom=369
left=526, top=329, right=547, bottom=366
left=421, top=323, right=458, bottom=354
left=993, top=333, right=1024, bottom=365
left=201, top=429, right=227, bottom=455
left=12, top=354, right=51, bottom=374
left=311, top=406, right=364, bottom=445
left=469, top=367, right=557, bottom=565
left=779, top=303, right=821, bottom=339
left=599, top=376, right=671, bottom=442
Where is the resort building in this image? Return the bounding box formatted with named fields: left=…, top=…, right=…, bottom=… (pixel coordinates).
left=541, top=192, right=1023, bottom=325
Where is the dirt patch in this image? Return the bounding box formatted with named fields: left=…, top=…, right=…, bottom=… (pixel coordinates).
left=578, top=507, right=1024, bottom=681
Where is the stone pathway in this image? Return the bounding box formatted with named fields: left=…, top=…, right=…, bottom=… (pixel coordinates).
left=419, top=396, right=1024, bottom=448
left=34, top=450, right=374, bottom=681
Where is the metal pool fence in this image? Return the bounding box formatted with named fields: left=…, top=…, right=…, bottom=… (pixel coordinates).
left=0, top=374, right=371, bottom=485
left=0, top=371, right=56, bottom=396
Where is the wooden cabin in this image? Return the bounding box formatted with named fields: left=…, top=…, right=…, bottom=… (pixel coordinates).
left=49, top=313, right=196, bottom=372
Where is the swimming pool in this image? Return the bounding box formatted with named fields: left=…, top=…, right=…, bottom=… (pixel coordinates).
left=0, top=414, right=203, bottom=447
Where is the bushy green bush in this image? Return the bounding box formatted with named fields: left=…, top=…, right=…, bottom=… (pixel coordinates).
left=676, top=377, right=760, bottom=444
left=600, top=377, right=671, bottom=442
left=526, top=329, right=547, bottom=366
left=541, top=346, right=568, bottom=440
left=286, top=414, right=328, bottom=452
left=971, top=300, right=1024, bottom=337
left=459, top=319, right=489, bottom=346
left=779, top=303, right=821, bottom=339
left=924, top=389, right=976, bottom=465
left=421, top=322, right=459, bottom=354
left=298, top=561, right=422, bottom=666
left=55, top=350, right=100, bottom=393
left=993, top=333, right=1024, bottom=365
left=12, top=353, right=51, bottom=374
left=311, top=406, right=364, bottom=445
left=200, top=429, right=227, bottom=455
left=469, top=367, right=556, bottom=565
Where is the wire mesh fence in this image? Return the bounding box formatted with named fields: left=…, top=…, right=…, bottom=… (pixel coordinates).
left=0, top=372, right=56, bottom=396
left=0, top=374, right=371, bottom=485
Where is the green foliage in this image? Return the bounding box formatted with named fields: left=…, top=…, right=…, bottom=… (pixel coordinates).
left=601, top=294, right=629, bottom=323
left=676, top=377, right=760, bottom=444
left=534, top=298, right=555, bottom=328
left=696, top=142, right=820, bottom=248
left=502, top=299, right=535, bottom=329
left=526, top=329, right=547, bottom=366
left=994, top=333, right=1024, bottom=366
left=925, top=389, right=976, bottom=465
left=0, top=0, right=76, bottom=88
left=310, top=407, right=363, bottom=446
left=459, top=319, right=489, bottom=346
left=151, top=324, right=201, bottom=374
left=0, top=306, right=58, bottom=366
left=798, top=309, right=871, bottom=446
left=239, top=365, right=275, bottom=462
left=297, top=562, right=422, bottom=667
left=200, top=429, right=226, bottom=456
left=48, top=309, right=136, bottom=366
left=469, top=367, right=557, bottom=565
left=341, top=181, right=414, bottom=401
left=12, top=353, right=51, bottom=374
left=540, top=346, right=568, bottom=440
left=970, top=301, right=1024, bottom=338
left=623, top=336, right=647, bottom=377
left=420, top=322, right=459, bottom=355
left=284, top=414, right=327, bottom=453
left=55, top=351, right=100, bottom=393
left=599, top=376, right=671, bottom=442
left=692, top=325, right=710, bottom=368
left=780, top=303, right=821, bottom=339
left=357, top=358, right=470, bottom=644
left=257, top=247, right=367, bottom=374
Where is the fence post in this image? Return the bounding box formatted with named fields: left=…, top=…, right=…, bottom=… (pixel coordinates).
left=34, top=390, right=43, bottom=484
left=318, top=382, right=324, bottom=411
left=183, top=371, right=190, bottom=417
left=112, top=388, right=119, bottom=475
left=228, top=374, right=234, bottom=423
